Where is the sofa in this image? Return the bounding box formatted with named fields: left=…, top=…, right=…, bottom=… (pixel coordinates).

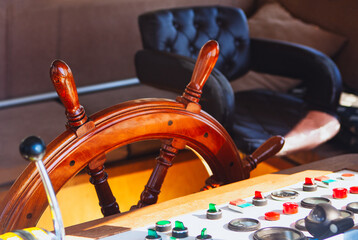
left=0, top=0, right=357, bottom=185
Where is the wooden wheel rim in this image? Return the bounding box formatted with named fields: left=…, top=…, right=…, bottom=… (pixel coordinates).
left=0, top=98, right=244, bottom=232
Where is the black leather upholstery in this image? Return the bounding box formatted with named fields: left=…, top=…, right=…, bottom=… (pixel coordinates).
left=233, top=89, right=307, bottom=152
left=250, top=38, right=341, bottom=113
left=135, top=49, right=236, bottom=131
left=138, top=6, right=251, bottom=80
left=136, top=6, right=342, bottom=154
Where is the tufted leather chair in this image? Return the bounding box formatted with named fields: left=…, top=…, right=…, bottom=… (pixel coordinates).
left=135, top=6, right=342, bottom=156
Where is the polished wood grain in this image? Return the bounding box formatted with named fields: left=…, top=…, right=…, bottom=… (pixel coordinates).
left=65, top=154, right=358, bottom=239
left=177, top=40, right=219, bottom=105
left=135, top=141, right=180, bottom=208
left=50, top=60, right=95, bottom=136
left=0, top=41, right=283, bottom=232
left=37, top=150, right=211, bottom=229
left=203, top=135, right=285, bottom=188
left=51, top=60, right=118, bottom=218
left=0, top=100, right=242, bottom=232
left=87, top=164, right=120, bottom=216
left=135, top=41, right=221, bottom=208
left=243, top=135, right=285, bottom=171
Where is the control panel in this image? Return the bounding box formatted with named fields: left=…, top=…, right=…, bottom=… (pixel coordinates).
left=102, top=170, right=358, bottom=240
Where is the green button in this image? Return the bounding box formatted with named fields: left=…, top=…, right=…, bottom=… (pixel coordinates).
left=175, top=221, right=185, bottom=230
left=201, top=228, right=207, bottom=238
left=148, top=229, right=159, bottom=238
left=208, top=203, right=217, bottom=213
left=156, top=220, right=171, bottom=226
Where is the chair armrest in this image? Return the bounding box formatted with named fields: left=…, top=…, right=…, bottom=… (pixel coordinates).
left=278, top=110, right=340, bottom=156
left=135, top=49, right=235, bottom=130
left=250, top=38, right=342, bottom=113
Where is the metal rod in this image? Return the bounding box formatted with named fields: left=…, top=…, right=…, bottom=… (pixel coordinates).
left=35, top=160, right=65, bottom=240
left=0, top=78, right=140, bottom=109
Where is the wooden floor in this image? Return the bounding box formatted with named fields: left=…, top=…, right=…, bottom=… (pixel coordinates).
left=34, top=149, right=296, bottom=230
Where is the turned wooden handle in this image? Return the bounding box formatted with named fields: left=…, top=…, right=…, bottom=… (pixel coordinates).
left=50, top=60, right=88, bottom=128
left=182, top=40, right=219, bottom=103
left=188, top=40, right=219, bottom=92
left=245, top=136, right=285, bottom=170
left=50, top=60, right=80, bottom=115
left=252, top=136, right=284, bottom=161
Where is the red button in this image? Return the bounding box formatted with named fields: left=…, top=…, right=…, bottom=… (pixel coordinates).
left=265, top=211, right=280, bottom=221
left=333, top=188, right=348, bottom=199
left=283, top=202, right=299, bottom=214
left=304, top=177, right=314, bottom=185
left=350, top=186, right=358, bottom=194
left=254, top=191, right=264, bottom=199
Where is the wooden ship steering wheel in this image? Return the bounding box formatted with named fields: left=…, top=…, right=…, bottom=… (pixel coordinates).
left=0, top=40, right=284, bottom=232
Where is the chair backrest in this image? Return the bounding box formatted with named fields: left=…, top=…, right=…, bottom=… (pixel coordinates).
left=138, top=6, right=251, bottom=80
left=0, top=40, right=283, bottom=232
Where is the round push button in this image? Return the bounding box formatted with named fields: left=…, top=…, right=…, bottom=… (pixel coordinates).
left=301, top=197, right=331, bottom=209
left=252, top=191, right=268, bottom=206
left=303, top=177, right=317, bottom=192
left=283, top=202, right=299, bottom=214
left=195, top=228, right=212, bottom=240
left=206, top=203, right=222, bottom=220
left=346, top=202, right=358, bottom=214
left=155, top=220, right=171, bottom=232
left=349, top=186, right=358, bottom=194
left=333, top=188, right=348, bottom=199
left=145, top=229, right=162, bottom=240
left=228, top=218, right=261, bottom=232
left=172, top=221, right=188, bottom=238
left=264, top=211, right=280, bottom=221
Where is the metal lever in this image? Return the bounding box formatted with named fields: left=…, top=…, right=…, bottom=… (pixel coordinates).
left=19, top=136, right=65, bottom=240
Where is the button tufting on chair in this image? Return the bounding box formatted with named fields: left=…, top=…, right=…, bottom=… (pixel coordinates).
left=235, top=38, right=242, bottom=47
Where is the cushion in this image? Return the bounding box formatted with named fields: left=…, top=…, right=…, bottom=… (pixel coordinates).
left=233, top=89, right=307, bottom=153
left=231, top=2, right=347, bottom=93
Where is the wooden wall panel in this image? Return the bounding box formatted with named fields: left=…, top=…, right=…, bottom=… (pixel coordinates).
left=0, top=1, right=7, bottom=100
left=1, top=0, right=254, bottom=99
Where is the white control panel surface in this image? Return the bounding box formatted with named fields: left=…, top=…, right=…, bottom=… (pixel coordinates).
left=102, top=170, right=358, bottom=240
